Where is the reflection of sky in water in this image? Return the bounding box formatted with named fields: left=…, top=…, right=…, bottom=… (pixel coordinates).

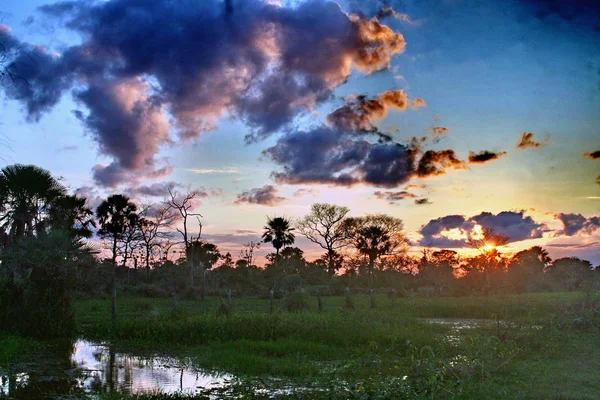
left=72, top=340, right=232, bottom=394
left=0, top=340, right=231, bottom=396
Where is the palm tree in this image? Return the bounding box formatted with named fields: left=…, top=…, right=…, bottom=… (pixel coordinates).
left=96, top=194, right=138, bottom=265
left=0, top=164, right=67, bottom=242
left=262, top=216, right=295, bottom=257
left=96, top=194, right=138, bottom=321
left=48, top=195, right=96, bottom=238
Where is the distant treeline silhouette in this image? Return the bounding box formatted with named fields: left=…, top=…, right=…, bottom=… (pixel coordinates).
left=0, top=164, right=598, bottom=337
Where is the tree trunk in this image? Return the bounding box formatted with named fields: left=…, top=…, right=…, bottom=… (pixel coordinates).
left=111, top=286, right=118, bottom=321
left=328, top=250, right=335, bottom=276
left=112, top=236, right=117, bottom=265
left=200, top=264, right=206, bottom=301
left=369, top=256, right=376, bottom=309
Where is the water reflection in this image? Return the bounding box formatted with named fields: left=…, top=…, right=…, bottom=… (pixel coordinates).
left=1, top=340, right=231, bottom=398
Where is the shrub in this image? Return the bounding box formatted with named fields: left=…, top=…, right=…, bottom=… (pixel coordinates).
left=281, top=292, right=309, bottom=312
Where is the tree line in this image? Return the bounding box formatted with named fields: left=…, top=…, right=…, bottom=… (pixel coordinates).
left=0, top=164, right=598, bottom=337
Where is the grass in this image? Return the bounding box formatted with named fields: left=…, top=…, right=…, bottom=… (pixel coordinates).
left=3, top=291, right=599, bottom=399
left=0, top=334, right=38, bottom=369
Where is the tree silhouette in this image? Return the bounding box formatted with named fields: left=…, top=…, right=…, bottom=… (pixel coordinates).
left=262, top=216, right=295, bottom=257
left=296, top=203, right=349, bottom=276
left=187, top=240, right=220, bottom=300
left=96, top=194, right=138, bottom=265
left=47, top=195, right=96, bottom=239
left=0, top=164, right=67, bottom=242
left=165, top=189, right=202, bottom=287
left=342, top=214, right=405, bottom=308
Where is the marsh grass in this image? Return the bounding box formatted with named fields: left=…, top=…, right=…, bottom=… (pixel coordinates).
left=68, top=291, right=600, bottom=399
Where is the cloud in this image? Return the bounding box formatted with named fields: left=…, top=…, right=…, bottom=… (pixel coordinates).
left=468, top=150, right=507, bottom=164
left=409, top=98, right=426, bottom=109
left=186, top=168, right=240, bottom=174
left=376, top=6, right=421, bottom=25
left=326, top=89, right=420, bottom=135
left=416, top=150, right=466, bottom=177
left=57, top=145, right=78, bottom=152
left=374, top=190, right=416, bottom=202
left=293, top=188, right=317, bottom=197
left=74, top=185, right=103, bottom=210
left=418, top=210, right=545, bottom=248
left=265, top=124, right=497, bottom=188
left=414, top=198, right=431, bottom=205
left=2, top=0, right=406, bottom=184
left=427, top=126, right=448, bottom=139
left=75, top=77, right=172, bottom=187
left=235, top=184, right=287, bottom=206
left=555, top=213, right=600, bottom=236
left=582, top=150, right=600, bottom=160
left=516, top=132, right=549, bottom=149
left=264, top=126, right=419, bottom=187
left=129, top=181, right=181, bottom=197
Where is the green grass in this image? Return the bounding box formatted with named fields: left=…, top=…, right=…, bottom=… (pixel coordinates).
left=0, top=334, right=38, bottom=369
left=5, top=291, right=599, bottom=399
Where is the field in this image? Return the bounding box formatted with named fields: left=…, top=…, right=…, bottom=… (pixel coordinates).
left=2, top=291, right=600, bottom=399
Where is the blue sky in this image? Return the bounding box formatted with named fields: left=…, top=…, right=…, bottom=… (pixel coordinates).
left=1, top=0, right=598, bottom=263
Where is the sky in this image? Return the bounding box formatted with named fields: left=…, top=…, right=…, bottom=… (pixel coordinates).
left=0, top=0, right=598, bottom=265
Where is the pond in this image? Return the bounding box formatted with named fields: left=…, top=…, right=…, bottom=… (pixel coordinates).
left=1, top=340, right=232, bottom=398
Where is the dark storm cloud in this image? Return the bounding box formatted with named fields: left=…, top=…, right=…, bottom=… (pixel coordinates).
left=235, top=185, right=286, bottom=206
left=414, top=198, right=431, bottom=205
left=418, top=211, right=545, bottom=248
left=2, top=0, right=407, bottom=186
left=516, top=132, right=549, bottom=149
left=263, top=126, right=420, bottom=187
left=583, top=150, right=600, bottom=160
left=471, top=211, right=545, bottom=242
left=416, top=149, right=465, bottom=177
left=373, top=190, right=416, bottom=202
left=555, top=213, right=600, bottom=236
left=468, top=150, right=507, bottom=164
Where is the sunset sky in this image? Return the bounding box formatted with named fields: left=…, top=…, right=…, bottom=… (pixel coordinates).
left=1, top=0, right=598, bottom=264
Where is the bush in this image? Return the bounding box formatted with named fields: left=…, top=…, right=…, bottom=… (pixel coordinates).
left=281, top=292, right=309, bottom=312
left=0, top=232, right=93, bottom=339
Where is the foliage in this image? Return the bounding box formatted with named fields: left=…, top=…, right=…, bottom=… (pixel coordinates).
left=0, top=231, right=95, bottom=338
left=262, top=216, right=295, bottom=255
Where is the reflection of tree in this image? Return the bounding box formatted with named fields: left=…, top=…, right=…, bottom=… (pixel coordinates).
left=2, top=340, right=88, bottom=398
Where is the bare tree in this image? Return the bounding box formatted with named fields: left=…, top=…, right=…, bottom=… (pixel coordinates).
left=239, top=240, right=261, bottom=267
left=296, top=203, right=349, bottom=276
left=165, top=189, right=203, bottom=286
left=138, top=204, right=178, bottom=276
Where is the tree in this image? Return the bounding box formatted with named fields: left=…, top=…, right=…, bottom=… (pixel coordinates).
left=507, top=246, right=551, bottom=293
left=96, top=194, right=138, bottom=265
left=96, top=194, right=138, bottom=321
left=0, top=164, right=67, bottom=242
left=187, top=240, right=220, bottom=299
left=547, top=257, right=594, bottom=291
left=165, top=189, right=202, bottom=286
left=262, top=216, right=295, bottom=257
left=342, top=214, right=406, bottom=308
left=47, top=195, right=96, bottom=239
left=239, top=240, right=261, bottom=267
left=138, top=204, right=177, bottom=276
left=464, top=228, right=510, bottom=293
left=297, top=203, right=349, bottom=276
left=0, top=231, right=96, bottom=338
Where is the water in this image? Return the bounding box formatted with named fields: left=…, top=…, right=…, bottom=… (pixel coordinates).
left=1, top=340, right=232, bottom=398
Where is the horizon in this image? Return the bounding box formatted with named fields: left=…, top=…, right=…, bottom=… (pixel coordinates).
left=0, top=0, right=598, bottom=265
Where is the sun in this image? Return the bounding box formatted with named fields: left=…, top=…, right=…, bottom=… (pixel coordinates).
left=483, top=244, right=496, bottom=252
